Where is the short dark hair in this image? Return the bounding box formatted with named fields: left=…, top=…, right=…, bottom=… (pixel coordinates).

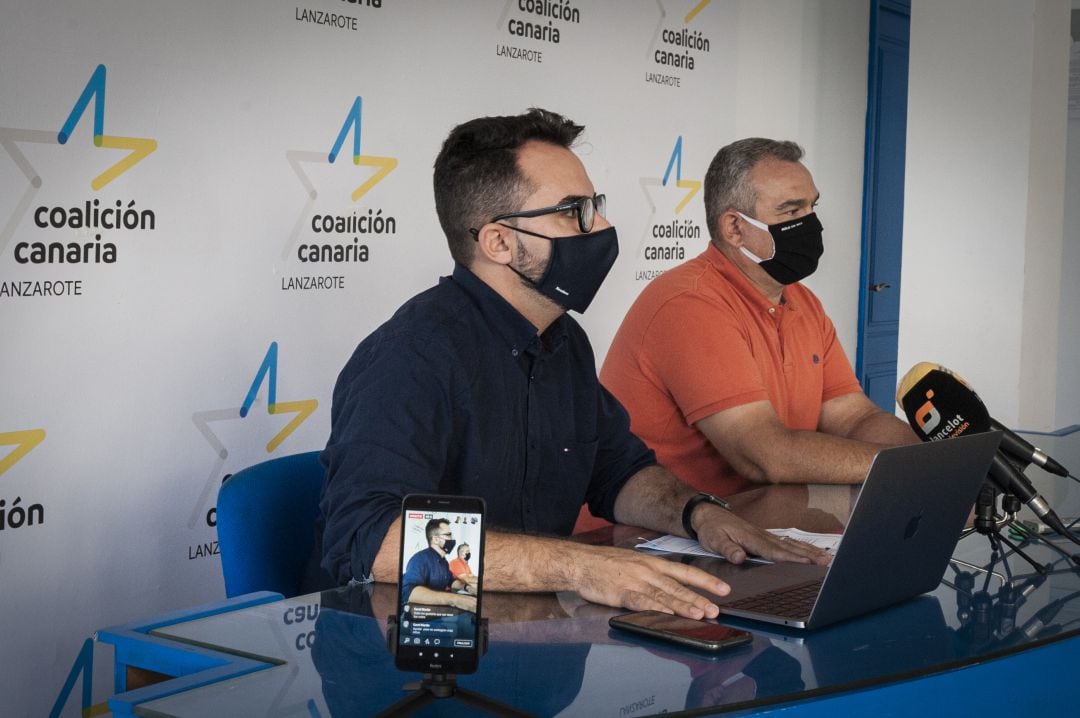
left=433, top=108, right=585, bottom=265
left=425, top=518, right=449, bottom=543
left=703, top=138, right=804, bottom=241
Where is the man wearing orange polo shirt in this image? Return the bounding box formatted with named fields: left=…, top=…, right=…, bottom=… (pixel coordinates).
left=599, top=138, right=917, bottom=502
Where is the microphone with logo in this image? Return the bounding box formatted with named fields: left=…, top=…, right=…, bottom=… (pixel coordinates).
left=895, top=363, right=1080, bottom=556
left=897, top=363, right=1073, bottom=477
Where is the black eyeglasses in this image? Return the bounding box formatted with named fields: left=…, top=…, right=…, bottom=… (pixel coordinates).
left=491, top=193, right=606, bottom=234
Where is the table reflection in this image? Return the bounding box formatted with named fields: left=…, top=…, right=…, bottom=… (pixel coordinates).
left=310, top=582, right=809, bottom=716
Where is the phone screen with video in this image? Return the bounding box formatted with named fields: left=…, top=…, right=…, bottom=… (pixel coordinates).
left=395, top=494, right=485, bottom=675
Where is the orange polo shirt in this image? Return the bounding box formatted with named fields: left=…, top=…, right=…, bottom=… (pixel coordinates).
left=448, top=557, right=472, bottom=579
left=599, top=244, right=862, bottom=497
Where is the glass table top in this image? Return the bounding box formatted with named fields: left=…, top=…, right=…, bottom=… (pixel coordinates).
left=134, top=432, right=1080, bottom=716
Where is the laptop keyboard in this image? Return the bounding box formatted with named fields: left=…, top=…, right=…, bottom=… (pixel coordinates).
left=724, top=579, right=822, bottom=617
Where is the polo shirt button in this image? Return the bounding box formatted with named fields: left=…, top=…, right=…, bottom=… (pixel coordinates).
left=512, top=348, right=519, bottom=356
left=768, top=307, right=776, bottom=314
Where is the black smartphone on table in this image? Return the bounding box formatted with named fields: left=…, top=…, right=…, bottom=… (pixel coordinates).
left=394, top=494, right=486, bottom=675
left=609, top=610, right=753, bottom=652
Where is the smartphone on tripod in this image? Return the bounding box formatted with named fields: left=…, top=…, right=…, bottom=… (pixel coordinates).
left=394, top=494, right=486, bottom=675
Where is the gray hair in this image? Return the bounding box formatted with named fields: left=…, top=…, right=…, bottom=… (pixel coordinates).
left=703, top=138, right=804, bottom=240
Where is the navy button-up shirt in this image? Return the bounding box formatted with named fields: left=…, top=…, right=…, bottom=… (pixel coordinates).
left=318, top=264, right=656, bottom=584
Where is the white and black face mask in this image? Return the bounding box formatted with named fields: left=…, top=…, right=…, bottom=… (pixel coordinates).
left=737, top=211, right=824, bottom=285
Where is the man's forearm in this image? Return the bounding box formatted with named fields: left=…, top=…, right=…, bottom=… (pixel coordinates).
left=766, top=412, right=914, bottom=483
left=845, top=411, right=920, bottom=446
left=370, top=490, right=818, bottom=618
left=373, top=516, right=580, bottom=593
left=697, top=404, right=884, bottom=486
left=612, top=465, right=697, bottom=536
left=764, top=430, right=884, bottom=484
left=611, top=465, right=834, bottom=567
left=409, top=584, right=477, bottom=612
left=408, top=585, right=456, bottom=606
left=712, top=425, right=882, bottom=486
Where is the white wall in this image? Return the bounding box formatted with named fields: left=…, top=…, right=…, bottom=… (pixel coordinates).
left=901, top=0, right=1073, bottom=430
left=1059, top=34, right=1080, bottom=428
left=0, top=2, right=871, bottom=715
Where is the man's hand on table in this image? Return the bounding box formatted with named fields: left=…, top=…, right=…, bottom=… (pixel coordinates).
left=567, top=543, right=731, bottom=620
left=554, top=495, right=829, bottom=620
left=692, top=502, right=832, bottom=566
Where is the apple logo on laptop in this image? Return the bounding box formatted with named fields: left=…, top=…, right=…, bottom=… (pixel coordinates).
left=903, top=513, right=923, bottom=540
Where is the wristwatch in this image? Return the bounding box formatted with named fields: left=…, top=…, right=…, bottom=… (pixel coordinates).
left=681, top=492, right=732, bottom=542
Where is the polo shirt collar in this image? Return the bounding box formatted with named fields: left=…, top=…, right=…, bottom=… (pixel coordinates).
left=702, top=243, right=798, bottom=312
left=449, top=263, right=568, bottom=356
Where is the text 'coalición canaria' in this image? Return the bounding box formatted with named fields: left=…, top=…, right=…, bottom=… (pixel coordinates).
left=506, top=0, right=580, bottom=45
left=13, top=199, right=156, bottom=264
left=642, top=220, right=701, bottom=262
left=297, top=209, right=397, bottom=263
left=654, top=27, right=710, bottom=71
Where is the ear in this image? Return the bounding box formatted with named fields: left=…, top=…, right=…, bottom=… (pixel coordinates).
left=472, top=223, right=515, bottom=265
left=714, top=210, right=745, bottom=249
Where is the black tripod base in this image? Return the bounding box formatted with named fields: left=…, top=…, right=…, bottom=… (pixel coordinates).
left=989, top=525, right=1048, bottom=574
left=968, top=483, right=1049, bottom=574
left=375, top=673, right=535, bottom=718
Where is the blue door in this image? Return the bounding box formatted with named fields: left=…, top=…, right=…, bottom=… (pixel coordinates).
left=856, top=0, right=911, bottom=410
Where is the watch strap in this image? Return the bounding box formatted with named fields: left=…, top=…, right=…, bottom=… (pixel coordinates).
left=680, top=492, right=732, bottom=541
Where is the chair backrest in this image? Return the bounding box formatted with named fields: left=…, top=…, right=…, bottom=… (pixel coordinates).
left=216, top=451, right=324, bottom=598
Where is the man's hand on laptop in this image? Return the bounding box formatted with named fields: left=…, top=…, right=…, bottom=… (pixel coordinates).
left=568, top=544, right=730, bottom=619
left=694, top=504, right=832, bottom=566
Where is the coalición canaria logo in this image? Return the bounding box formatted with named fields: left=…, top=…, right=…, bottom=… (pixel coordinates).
left=188, top=341, right=319, bottom=540
left=498, top=0, right=581, bottom=52
left=635, top=136, right=703, bottom=279
left=0, top=429, right=47, bottom=532
left=645, top=0, right=711, bottom=86
left=0, top=64, right=158, bottom=270
left=282, top=97, right=398, bottom=288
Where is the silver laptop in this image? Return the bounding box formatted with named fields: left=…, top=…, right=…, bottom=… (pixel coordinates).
left=714, top=432, right=1001, bottom=629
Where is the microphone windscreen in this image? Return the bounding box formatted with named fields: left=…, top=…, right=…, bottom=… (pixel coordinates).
left=896, top=363, right=992, bottom=441
left=895, top=362, right=943, bottom=405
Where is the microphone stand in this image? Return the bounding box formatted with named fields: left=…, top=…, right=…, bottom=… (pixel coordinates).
left=960, top=483, right=1049, bottom=575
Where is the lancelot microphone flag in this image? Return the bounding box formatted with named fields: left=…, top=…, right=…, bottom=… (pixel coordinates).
left=896, top=362, right=991, bottom=442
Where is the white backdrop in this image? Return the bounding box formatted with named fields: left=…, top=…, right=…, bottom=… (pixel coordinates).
left=901, top=0, right=1075, bottom=431
left=0, top=1, right=872, bottom=714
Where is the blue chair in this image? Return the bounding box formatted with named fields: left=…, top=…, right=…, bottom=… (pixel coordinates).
left=216, top=451, right=324, bottom=598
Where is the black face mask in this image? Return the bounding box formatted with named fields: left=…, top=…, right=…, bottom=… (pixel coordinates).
left=504, top=225, right=620, bottom=313
left=440, top=538, right=456, bottom=554
left=737, top=212, right=824, bottom=285
left=463, top=553, right=472, bottom=561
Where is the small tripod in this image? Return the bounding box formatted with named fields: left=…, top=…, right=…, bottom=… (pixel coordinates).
left=963, top=483, right=1049, bottom=574
left=375, top=671, right=534, bottom=718
left=379, top=616, right=535, bottom=718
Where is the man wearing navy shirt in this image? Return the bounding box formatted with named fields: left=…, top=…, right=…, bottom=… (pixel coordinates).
left=318, top=108, right=827, bottom=620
